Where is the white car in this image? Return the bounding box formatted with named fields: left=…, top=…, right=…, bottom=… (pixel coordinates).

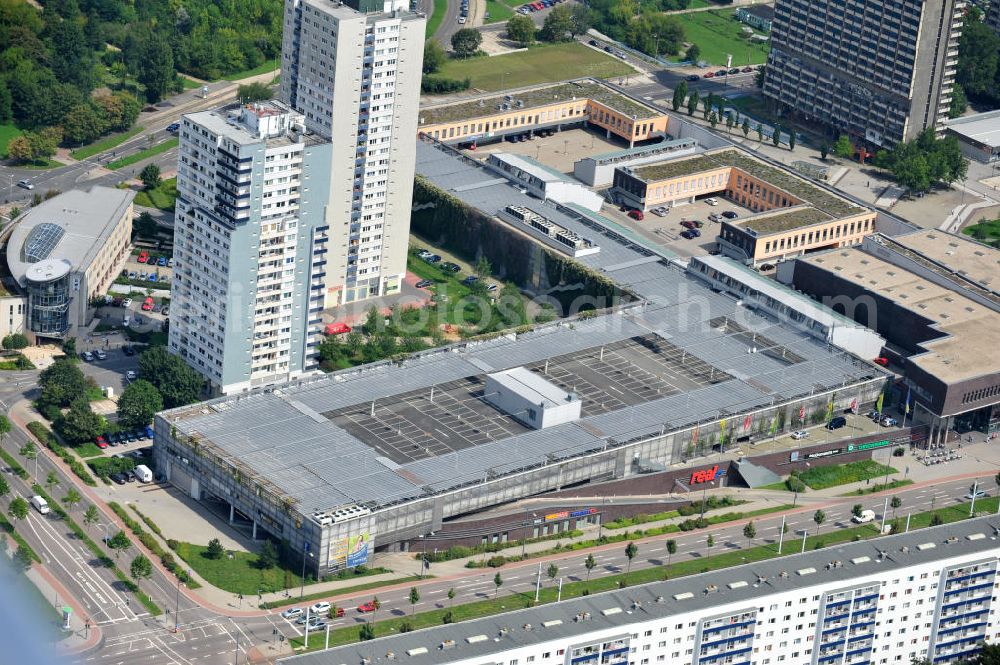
left=126, top=370, right=137, bottom=381
left=965, top=489, right=988, bottom=500
left=310, top=601, right=331, bottom=615
left=122, top=298, right=133, bottom=309
left=16, top=179, right=33, bottom=190
left=790, top=430, right=810, bottom=440
left=281, top=607, right=303, bottom=620
left=82, top=351, right=94, bottom=361
left=705, top=197, right=719, bottom=206
left=95, top=349, right=107, bottom=360
left=457, top=15, right=466, bottom=22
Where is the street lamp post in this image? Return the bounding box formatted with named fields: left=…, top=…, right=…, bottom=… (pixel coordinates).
left=299, top=542, right=312, bottom=599
left=173, top=574, right=184, bottom=633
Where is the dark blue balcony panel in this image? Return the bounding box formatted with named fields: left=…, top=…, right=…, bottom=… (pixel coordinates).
left=703, top=621, right=756, bottom=636
left=937, top=622, right=988, bottom=637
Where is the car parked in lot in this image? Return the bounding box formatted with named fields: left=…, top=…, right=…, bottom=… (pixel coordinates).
left=705, top=197, right=719, bottom=206
left=441, top=261, right=460, bottom=272
left=82, top=351, right=94, bottom=361
left=166, top=122, right=180, bottom=133
left=415, top=279, right=434, bottom=289
left=96, top=435, right=108, bottom=449
left=358, top=601, right=377, bottom=613
left=791, top=430, right=809, bottom=440
left=880, top=416, right=898, bottom=427
left=627, top=209, right=644, bottom=221
left=126, top=370, right=137, bottom=380
left=686, top=74, right=700, bottom=82
left=741, top=66, right=753, bottom=73
left=826, top=416, right=847, bottom=430
left=873, top=357, right=889, bottom=366
left=715, top=69, right=727, bottom=76
left=588, top=39, right=598, bottom=46
left=965, top=488, right=988, bottom=500
left=728, top=68, right=739, bottom=74
left=680, top=220, right=697, bottom=229
left=703, top=72, right=715, bottom=78
left=651, top=206, right=669, bottom=217
left=721, top=210, right=738, bottom=219
left=462, top=275, right=479, bottom=284
left=142, top=297, right=154, bottom=311
left=110, top=472, right=127, bottom=485
left=310, top=602, right=331, bottom=615
left=708, top=213, right=721, bottom=222
left=137, top=251, right=149, bottom=263
left=680, top=230, right=698, bottom=240
left=281, top=608, right=303, bottom=620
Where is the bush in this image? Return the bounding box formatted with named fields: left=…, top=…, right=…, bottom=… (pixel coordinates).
left=421, top=75, right=472, bottom=94
left=88, top=456, right=136, bottom=479
left=26, top=421, right=96, bottom=486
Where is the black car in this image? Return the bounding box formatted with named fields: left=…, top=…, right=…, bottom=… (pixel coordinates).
left=415, top=279, right=434, bottom=288
left=721, top=211, right=738, bottom=219
left=686, top=74, right=700, bottom=82
left=110, top=472, right=127, bottom=485
left=588, top=39, right=598, bottom=46
left=715, top=69, right=727, bottom=76
left=442, top=262, right=461, bottom=272
left=166, top=122, right=180, bottom=133
left=603, top=46, right=613, bottom=53
left=728, top=68, right=739, bottom=75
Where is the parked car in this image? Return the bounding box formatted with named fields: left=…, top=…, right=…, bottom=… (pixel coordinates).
left=16, top=179, right=34, bottom=190
left=826, top=416, right=847, bottom=430
left=965, top=488, right=988, bottom=500
left=415, top=279, right=434, bottom=288
left=790, top=430, right=809, bottom=440
left=137, top=251, right=149, bottom=264
left=627, top=209, right=644, bottom=221
left=721, top=210, right=738, bottom=219
left=463, top=275, right=479, bottom=284
left=688, top=228, right=701, bottom=238
left=588, top=39, right=598, bottom=46
left=708, top=213, right=721, bottom=222
left=142, top=297, right=154, bottom=311
left=358, top=601, right=378, bottom=613
left=144, top=425, right=155, bottom=439
left=126, top=431, right=137, bottom=442
left=306, top=619, right=327, bottom=631
left=866, top=410, right=881, bottom=421
left=122, top=299, right=133, bottom=309
left=728, top=68, right=740, bottom=74
left=110, top=472, right=127, bottom=485
left=424, top=254, right=441, bottom=263
left=158, top=256, right=168, bottom=267
left=680, top=230, right=697, bottom=240
left=715, top=69, right=727, bottom=76
left=96, top=435, right=108, bottom=449
left=741, top=66, right=754, bottom=73
left=703, top=72, right=715, bottom=78
left=880, top=416, right=898, bottom=427
left=126, top=370, right=137, bottom=381
left=705, top=197, right=719, bottom=206
left=125, top=470, right=136, bottom=483
left=281, top=608, right=303, bottom=620
left=82, top=351, right=94, bottom=361
left=604, top=46, right=613, bottom=53
left=486, top=283, right=498, bottom=292
left=95, top=349, right=107, bottom=360
left=442, top=262, right=460, bottom=272
left=680, top=220, right=697, bottom=229
left=651, top=206, right=669, bottom=217
left=873, top=357, right=889, bottom=366
left=310, top=602, right=331, bottom=615
left=686, top=74, right=700, bottom=82
left=166, top=122, right=180, bottom=133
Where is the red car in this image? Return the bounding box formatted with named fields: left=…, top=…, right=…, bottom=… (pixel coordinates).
left=742, top=66, right=753, bottom=73
left=325, top=322, right=352, bottom=336
left=141, top=296, right=154, bottom=311
left=332, top=607, right=345, bottom=618
left=703, top=72, right=715, bottom=78
left=96, top=435, right=108, bottom=449
left=358, top=601, right=377, bottom=613
left=680, top=220, right=696, bottom=229
left=137, top=251, right=149, bottom=264
left=873, top=357, right=889, bottom=366
left=627, top=209, right=644, bottom=221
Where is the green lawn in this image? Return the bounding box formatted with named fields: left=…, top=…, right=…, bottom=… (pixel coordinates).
left=675, top=9, right=770, bottom=66
left=260, top=575, right=426, bottom=610
left=436, top=42, right=634, bottom=91
left=134, top=177, right=177, bottom=211
left=70, top=126, right=144, bottom=161
left=427, top=0, right=448, bottom=37
left=796, top=460, right=898, bottom=490
left=107, top=138, right=178, bottom=170
left=173, top=542, right=307, bottom=595
left=18, top=158, right=61, bottom=169
left=179, top=76, right=203, bottom=90
left=73, top=442, right=106, bottom=458
left=963, top=217, right=1000, bottom=249
left=225, top=61, right=279, bottom=82
left=484, top=0, right=516, bottom=23
left=843, top=479, right=914, bottom=496
left=0, top=123, right=23, bottom=158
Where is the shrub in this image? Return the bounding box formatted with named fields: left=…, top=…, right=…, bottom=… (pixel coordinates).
left=26, top=420, right=96, bottom=486
left=421, top=75, right=472, bottom=94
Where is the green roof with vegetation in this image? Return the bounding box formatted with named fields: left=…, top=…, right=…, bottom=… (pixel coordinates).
left=419, top=80, right=659, bottom=126
left=630, top=149, right=866, bottom=219
left=733, top=206, right=833, bottom=235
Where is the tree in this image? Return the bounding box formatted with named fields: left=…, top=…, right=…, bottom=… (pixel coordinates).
left=45, top=470, right=59, bottom=494
left=408, top=586, right=420, bottom=615
left=423, top=40, right=447, bottom=74
left=570, top=4, right=591, bottom=36
left=206, top=538, right=225, bottom=560
left=890, top=496, right=902, bottom=519
left=137, top=347, right=203, bottom=408
left=852, top=504, right=863, bottom=519
left=57, top=398, right=104, bottom=444
left=929, top=513, right=943, bottom=527
left=756, top=123, right=763, bottom=142
left=743, top=520, right=756, bottom=547
left=9, top=497, right=29, bottom=522
left=623, top=541, right=638, bottom=584
left=820, top=143, right=830, bottom=160
left=788, top=130, right=796, bottom=150
left=709, top=111, right=718, bottom=129
left=2, top=334, right=29, bottom=351
left=140, top=164, right=162, bottom=190
left=771, top=124, right=781, bottom=147
left=447, top=587, right=455, bottom=608
left=130, top=554, right=153, bottom=581
left=813, top=509, right=826, bottom=535
left=61, top=103, right=105, bottom=146
left=108, top=530, right=131, bottom=559
left=39, top=358, right=88, bottom=407
left=506, top=14, right=536, bottom=46
left=0, top=477, right=8, bottom=499
left=686, top=44, right=700, bottom=63
left=451, top=29, right=482, bottom=58
left=237, top=82, right=272, bottom=103
left=117, top=380, right=163, bottom=429
left=136, top=32, right=175, bottom=102
left=14, top=546, right=33, bottom=570
left=63, top=488, right=81, bottom=511
left=725, top=113, right=735, bottom=134
left=957, top=18, right=1000, bottom=106
left=546, top=562, right=558, bottom=584
left=741, top=117, right=750, bottom=138
left=948, top=84, right=968, bottom=119
left=833, top=135, right=853, bottom=159
left=584, top=553, right=596, bottom=582
left=0, top=414, right=10, bottom=443
left=687, top=91, right=699, bottom=116
left=83, top=504, right=98, bottom=529
left=62, top=337, right=77, bottom=356
left=493, top=571, right=503, bottom=597
left=19, top=442, right=37, bottom=476
left=672, top=80, right=687, bottom=112
left=134, top=211, right=159, bottom=239
left=359, top=623, right=375, bottom=641
left=6, top=136, right=32, bottom=162
left=475, top=256, right=492, bottom=280
left=706, top=533, right=715, bottom=559
left=665, top=539, right=677, bottom=567
left=258, top=540, right=278, bottom=569
left=539, top=4, right=575, bottom=42
left=624, top=14, right=685, bottom=56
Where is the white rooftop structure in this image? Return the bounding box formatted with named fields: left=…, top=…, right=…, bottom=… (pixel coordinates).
left=485, top=153, right=604, bottom=212
left=944, top=109, right=1000, bottom=162
left=484, top=367, right=581, bottom=429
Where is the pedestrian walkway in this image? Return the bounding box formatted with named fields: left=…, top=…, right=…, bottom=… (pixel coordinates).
left=25, top=561, right=103, bottom=656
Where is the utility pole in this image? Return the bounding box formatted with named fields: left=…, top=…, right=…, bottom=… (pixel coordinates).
left=970, top=479, right=980, bottom=517
left=557, top=577, right=563, bottom=602
left=880, top=496, right=890, bottom=533
left=800, top=530, right=807, bottom=554
left=534, top=562, right=542, bottom=602
left=777, top=515, right=786, bottom=554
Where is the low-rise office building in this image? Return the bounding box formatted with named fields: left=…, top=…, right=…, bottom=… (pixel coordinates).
left=280, top=517, right=1000, bottom=665
left=779, top=230, right=1000, bottom=440
left=610, top=148, right=876, bottom=266
left=485, top=153, right=604, bottom=212
left=943, top=109, right=1000, bottom=163
left=417, top=80, right=669, bottom=148
left=5, top=187, right=134, bottom=340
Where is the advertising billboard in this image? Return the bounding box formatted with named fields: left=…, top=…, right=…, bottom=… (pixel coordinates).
left=347, top=532, right=370, bottom=568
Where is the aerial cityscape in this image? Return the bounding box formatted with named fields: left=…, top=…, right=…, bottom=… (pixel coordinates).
left=0, top=0, right=997, bottom=664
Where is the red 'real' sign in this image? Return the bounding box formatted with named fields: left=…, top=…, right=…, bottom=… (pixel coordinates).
left=690, top=465, right=719, bottom=485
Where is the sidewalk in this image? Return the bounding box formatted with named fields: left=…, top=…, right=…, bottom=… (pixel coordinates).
left=25, top=561, right=103, bottom=656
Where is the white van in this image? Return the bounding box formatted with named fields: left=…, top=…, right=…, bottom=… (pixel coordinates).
left=134, top=464, right=153, bottom=483
left=852, top=509, right=876, bottom=524
left=30, top=495, right=50, bottom=515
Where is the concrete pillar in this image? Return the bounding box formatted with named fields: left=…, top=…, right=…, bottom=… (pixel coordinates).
left=252, top=520, right=257, bottom=540
left=229, top=503, right=234, bottom=524
left=606, top=128, right=611, bottom=139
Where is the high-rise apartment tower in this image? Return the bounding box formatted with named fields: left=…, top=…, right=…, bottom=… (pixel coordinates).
left=764, top=0, right=965, bottom=146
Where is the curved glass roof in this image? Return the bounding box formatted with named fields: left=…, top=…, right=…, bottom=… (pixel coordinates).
left=22, top=223, right=65, bottom=263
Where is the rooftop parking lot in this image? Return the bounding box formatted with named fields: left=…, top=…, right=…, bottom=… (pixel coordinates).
left=324, top=334, right=734, bottom=464
left=465, top=127, right=628, bottom=174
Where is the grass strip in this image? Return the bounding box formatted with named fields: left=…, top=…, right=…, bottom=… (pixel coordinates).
left=795, top=460, right=897, bottom=490
left=0, top=446, right=29, bottom=480
left=110, top=502, right=200, bottom=589
left=0, top=510, right=41, bottom=563
left=842, top=479, right=915, bottom=496
left=426, top=0, right=447, bottom=38
left=29, top=485, right=162, bottom=616
left=107, top=138, right=178, bottom=170
left=260, top=576, right=429, bottom=610
left=290, top=497, right=1000, bottom=652
left=70, top=126, right=145, bottom=161
left=26, top=421, right=97, bottom=486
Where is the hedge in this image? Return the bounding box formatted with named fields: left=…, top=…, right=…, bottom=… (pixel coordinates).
left=110, top=502, right=199, bottom=588
left=0, top=447, right=29, bottom=480
left=25, top=421, right=97, bottom=486
left=0, top=511, right=40, bottom=563
left=87, top=456, right=136, bottom=480
left=421, top=75, right=471, bottom=93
